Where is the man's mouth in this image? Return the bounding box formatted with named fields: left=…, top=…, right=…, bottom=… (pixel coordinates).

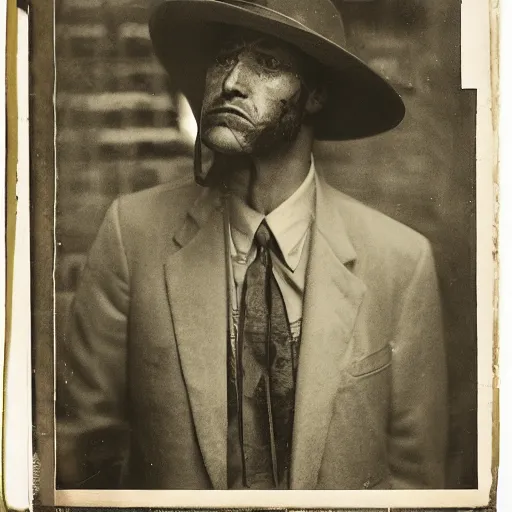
left=206, top=105, right=253, bottom=124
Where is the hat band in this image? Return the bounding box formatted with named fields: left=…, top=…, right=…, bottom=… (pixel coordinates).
left=221, top=0, right=315, bottom=35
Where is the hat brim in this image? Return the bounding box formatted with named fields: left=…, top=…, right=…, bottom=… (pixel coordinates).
left=149, top=0, right=405, bottom=140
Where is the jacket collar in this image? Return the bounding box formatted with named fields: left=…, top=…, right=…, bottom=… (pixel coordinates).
left=166, top=184, right=229, bottom=489
left=313, top=172, right=357, bottom=264
left=172, top=171, right=358, bottom=263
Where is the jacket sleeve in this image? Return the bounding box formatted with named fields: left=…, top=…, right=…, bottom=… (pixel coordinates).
left=388, top=238, right=448, bottom=489
left=56, top=199, right=130, bottom=489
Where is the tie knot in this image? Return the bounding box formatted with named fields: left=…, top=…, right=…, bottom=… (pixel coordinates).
left=255, top=222, right=272, bottom=249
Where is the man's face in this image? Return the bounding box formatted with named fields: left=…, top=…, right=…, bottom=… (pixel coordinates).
left=201, top=29, right=315, bottom=156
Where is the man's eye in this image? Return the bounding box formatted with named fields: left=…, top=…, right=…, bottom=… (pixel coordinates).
left=257, top=54, right=282, bottom=71
left=214, top=53, right=237, bottom=67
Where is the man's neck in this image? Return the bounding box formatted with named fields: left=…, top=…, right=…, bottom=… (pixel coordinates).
left=226, top=127, right=314, bottom=215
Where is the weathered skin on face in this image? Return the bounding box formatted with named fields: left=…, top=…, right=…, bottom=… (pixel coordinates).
left=201, top=29, right=311, bottom=156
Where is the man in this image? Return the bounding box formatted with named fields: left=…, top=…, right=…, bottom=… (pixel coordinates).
left=57, top=0, right=448, bottom=491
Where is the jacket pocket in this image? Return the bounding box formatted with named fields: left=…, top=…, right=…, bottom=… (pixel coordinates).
left=347, top=344, right=392, bottom=378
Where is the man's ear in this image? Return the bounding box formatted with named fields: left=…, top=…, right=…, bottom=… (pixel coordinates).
left=305, top=85, right=328, bottom=115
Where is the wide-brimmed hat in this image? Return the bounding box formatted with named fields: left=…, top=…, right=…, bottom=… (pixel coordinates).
left=149, top=0, right=405, bottom=140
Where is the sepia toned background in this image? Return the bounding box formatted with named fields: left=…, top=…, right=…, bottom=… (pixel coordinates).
left=46, top=0, right=477, bottom=490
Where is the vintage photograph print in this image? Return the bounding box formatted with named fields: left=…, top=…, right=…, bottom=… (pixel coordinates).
left=29, top=0, right=496, bottom=508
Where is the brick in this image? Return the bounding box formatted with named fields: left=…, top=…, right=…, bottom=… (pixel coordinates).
left=58, top=2, right=148, bottom=25
left=57, top=92, right=177, bottom=128
left=108, top=127, right=182, bottom=144
left=118, top=23, right=149, bottom=40
left=57, top=60, right=167, bottom=93
left=58, top=92, right=173, bottom=111
left=57, top=24, right=107, bottom=39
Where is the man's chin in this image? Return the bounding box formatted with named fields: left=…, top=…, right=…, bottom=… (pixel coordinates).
left=201, top=126, right=252, bottom=155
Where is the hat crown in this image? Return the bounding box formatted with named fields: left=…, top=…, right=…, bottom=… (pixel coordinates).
left=217, top=0, right=346, bottom=47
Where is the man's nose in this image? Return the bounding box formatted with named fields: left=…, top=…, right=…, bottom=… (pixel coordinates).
left=222, top=60, right=249, bottom=98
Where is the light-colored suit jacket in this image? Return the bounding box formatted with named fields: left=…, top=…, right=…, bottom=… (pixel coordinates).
left=56, top=173, right=447, bottom=490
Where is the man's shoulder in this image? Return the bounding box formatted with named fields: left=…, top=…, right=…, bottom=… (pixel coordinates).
left=119, top=175, right=199, bottom=211
left=115, top=176, right=202, bottom=228
left=326, top=183, right=432, bottom=263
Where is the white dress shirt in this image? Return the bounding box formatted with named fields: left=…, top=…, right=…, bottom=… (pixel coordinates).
left=228, top=161, right=316, bottom=341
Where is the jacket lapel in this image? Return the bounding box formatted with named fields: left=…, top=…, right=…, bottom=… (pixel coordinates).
left=290, top=176, right=367, bottom=489
left=164, top=188, right=229, bottom=490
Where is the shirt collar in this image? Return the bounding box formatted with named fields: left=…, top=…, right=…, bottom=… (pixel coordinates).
left=229, top=159, right=316, bottom=271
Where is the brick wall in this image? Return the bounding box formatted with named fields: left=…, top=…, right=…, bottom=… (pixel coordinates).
left=55, top=0, right=194, bottom=326
left=55, top=0, right=477, bottom=488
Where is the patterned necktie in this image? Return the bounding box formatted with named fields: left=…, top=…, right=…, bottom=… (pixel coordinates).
left=239, top=221, right=296, bottom=489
